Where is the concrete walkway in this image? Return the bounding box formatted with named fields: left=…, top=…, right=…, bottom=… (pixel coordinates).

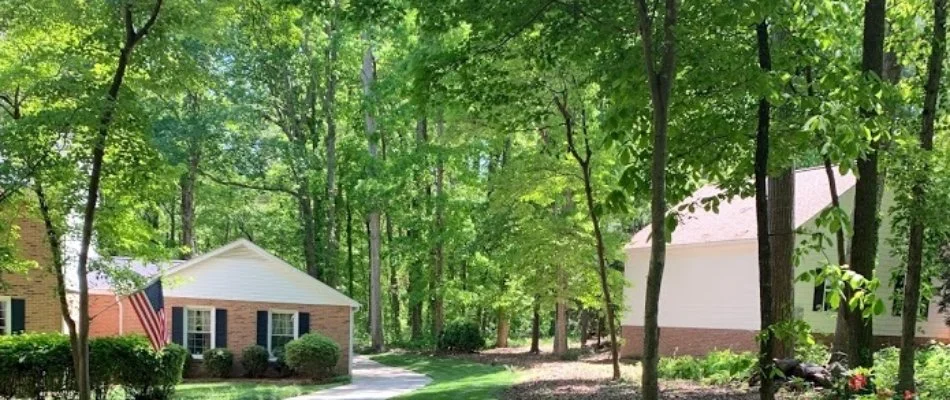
left=289, top=356, right=431, bottom=400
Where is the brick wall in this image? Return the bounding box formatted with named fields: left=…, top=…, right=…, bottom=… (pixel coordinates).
left=0, top=216, right=63, bottom=333
left=620, top=325, right=758, bottom=358
left=621, top=325, right=950, bottom=359
left=89, top=295, right=351, bottom=375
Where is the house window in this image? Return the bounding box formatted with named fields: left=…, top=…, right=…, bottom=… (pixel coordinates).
left=0, top=297, right=9, bottom=335
left=268, top=311, right=297, bottom=356
left=812, top=272, right=833, bottom=312
left=184, top=307, right=215, bottom=356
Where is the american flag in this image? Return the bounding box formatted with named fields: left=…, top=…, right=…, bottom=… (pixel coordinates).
left=129, top=279, right=168, bottom=350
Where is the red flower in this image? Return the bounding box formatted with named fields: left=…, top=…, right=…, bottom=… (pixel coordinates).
left=848, top=374, right=867, bottom=391
left=904, top=390, right=916, bottom=400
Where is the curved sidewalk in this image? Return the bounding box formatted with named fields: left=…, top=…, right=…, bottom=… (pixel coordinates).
left=289, top=356, right=431, bottom=400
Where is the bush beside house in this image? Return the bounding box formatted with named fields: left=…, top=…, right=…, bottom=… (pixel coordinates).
left=0, top=334, right=187, bottom=400
left=285, top=333, right=341, bottom=380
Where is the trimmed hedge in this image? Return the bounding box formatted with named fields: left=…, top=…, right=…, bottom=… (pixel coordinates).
left=0, top=333, right=188, bottom=400
left=202, top=348, right=234, bottom=378
left=241, top=345, right=269, bottom=378
left=285, top=333, right=341, bottom=379
left=438, top=320, right=485, bottom=353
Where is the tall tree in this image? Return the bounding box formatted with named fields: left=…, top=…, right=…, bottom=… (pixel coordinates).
left=554, top=92, right=621, bottom=379
left=898, top=0, right=946, bottom=392
left=755, top=19, right=776, bottom=400
left=634, top=0, right=680, bottom=397
left=361, top=30, right=385, bottom=352
left=841, top=0, right=887, bottom=369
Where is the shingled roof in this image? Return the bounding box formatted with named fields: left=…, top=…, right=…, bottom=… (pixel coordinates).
left=626, top=167, right=857, bottom=249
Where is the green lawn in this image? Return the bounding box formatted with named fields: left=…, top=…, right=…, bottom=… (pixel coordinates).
left=172, top=378, right=349, bottom=400
left=371, top=353, right=517, bottom=400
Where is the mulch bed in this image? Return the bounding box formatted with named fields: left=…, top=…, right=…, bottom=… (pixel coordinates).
left=455, top=344, right=811, bottom=399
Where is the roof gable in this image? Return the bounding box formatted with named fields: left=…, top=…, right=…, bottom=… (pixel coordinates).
left=162, top=239, right=359, bottom=307
left=627, top=167, right=857, bottom=249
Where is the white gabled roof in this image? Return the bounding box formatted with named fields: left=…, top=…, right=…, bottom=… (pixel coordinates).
left=161, top=239, right=360, bottom=308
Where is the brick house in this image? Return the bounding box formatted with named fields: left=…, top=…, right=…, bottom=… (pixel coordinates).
left=0, top=214, right=66, bottom=335
left=621, top=167, right=950, bottom=358
left=83, top=239, right=359, bottom=375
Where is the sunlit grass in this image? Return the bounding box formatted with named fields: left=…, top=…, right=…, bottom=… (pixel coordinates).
left=371, top=353, right=517, bottom=399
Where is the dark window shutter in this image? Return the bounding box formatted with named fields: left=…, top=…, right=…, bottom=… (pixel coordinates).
left=298, top=312, right=310, bottom=336
left=215, top=309, right=228, bottom=348
left=11, top=299, right=25, bottom=334
left=812, top=281, right=826, bottom=311
left=171, top=307, right=184, bottom=345
left=256, top=311, right=268, bottom=347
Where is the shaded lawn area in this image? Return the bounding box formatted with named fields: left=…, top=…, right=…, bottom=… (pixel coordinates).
left=172, top=378, right=349, bottom=400
left=371, top=353, right=517, bottom=399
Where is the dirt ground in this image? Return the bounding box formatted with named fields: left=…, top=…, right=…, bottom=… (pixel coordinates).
left=457, top=343, right=793, bottom=400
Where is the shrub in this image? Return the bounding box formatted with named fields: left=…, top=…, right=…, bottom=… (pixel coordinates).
left=119, top=342, right=188, bottom=400
left=0, top=334, right=187, bottom=400
left=202, top=347, right=234, bottom=378
left=285, top=333, right=341, bottom=379
left=438, top=320, right=484, bottom=353
left=658, top=350, right=756, bottom=385
left=241, top=345, right=270, bottom=378
left=873, top=343, right=950, bottom=399
left=271, top=346, right=294, bottom=378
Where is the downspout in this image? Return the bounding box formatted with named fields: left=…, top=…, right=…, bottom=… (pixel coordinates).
left=115, top=294, right=124, bottom=335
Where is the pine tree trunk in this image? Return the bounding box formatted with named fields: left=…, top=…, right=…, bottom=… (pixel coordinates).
left=180, top=156, right=198, bottom=258
left=361, top=31, right=384, bottom=352
left=898, top=0, right=946, bottom=391
left=768, top=168, right=795, bottom=359
left=755, top=21, right=776, bottom=400
left=842, top=0, right=887, bottom=369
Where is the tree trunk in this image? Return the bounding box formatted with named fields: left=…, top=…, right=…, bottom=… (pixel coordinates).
left=298, top=193, right=319, bottom=278
left=408, top=117, right=427, bottom=342
left=387, top=215, right=401, bottom=340
left=71, top=4, right=163, bottom=398
left=179, top=152, right=199, bottom=258
left=634, top=0, right=679, bottom=396
left=755, top=21, right=776, bottom=400
left=430, top=116, right=446, bottom=340
left=555, top=93, right=621, bottom=379
left=361, top=31, right=384, bottom=352
left=554, top=296, right=568, bottom=355
left=579, top=308, right=590, bottom=348
left=530, top=299, right=541, bottom=354
left=826, top=159, right=851, bottom=355
left=179, top=93, right=201, bottom=259
left=841, top=0, right=887, bottom=369
left=496, top=308, right=509, bottom=348
left=898, top=0, right=946, bottom=391
left=768, top=168, right=795, bottom=359
left=322, top=0, right=340, bottom=289
left=345, top=190, right=354, bottom=298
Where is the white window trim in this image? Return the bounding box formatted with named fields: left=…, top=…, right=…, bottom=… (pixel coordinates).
left=267, top=309, right=299, bottom=360
left=0, top=296, right=10, bottom=335
left=183, top=306, right=216, bottom=359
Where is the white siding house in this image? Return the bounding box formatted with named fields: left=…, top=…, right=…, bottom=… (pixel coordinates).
left=620, top=167, right=950, bottom=357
